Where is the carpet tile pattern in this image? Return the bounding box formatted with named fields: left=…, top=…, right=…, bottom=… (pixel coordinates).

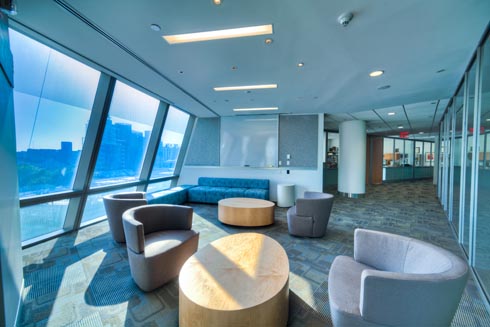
left=20, top=180, right=490, bottom=326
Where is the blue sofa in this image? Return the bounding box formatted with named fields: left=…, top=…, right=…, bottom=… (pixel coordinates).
left=187, top=177, right=270, bottom=204
left=147, top=185, right=194, bottom=205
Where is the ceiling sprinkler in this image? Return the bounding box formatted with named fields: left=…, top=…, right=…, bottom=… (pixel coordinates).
left=338, top=12, right=354, bottom=27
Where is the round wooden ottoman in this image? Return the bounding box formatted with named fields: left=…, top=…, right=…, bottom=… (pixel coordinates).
left=218, top=197, right=275, bottom=226
left=179, top=233, right=289, bottom=327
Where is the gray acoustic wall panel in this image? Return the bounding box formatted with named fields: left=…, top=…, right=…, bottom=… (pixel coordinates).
left=279, top=114, right=318, bottom=168
left=185, top=117, right=220, bottom=166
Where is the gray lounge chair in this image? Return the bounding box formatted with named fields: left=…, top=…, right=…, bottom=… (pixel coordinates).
left=122, top=204, right=199, bottom=292
left=103, top=192, right=147, bottom=243
left=287, top=192, right=334, bottom=237
left=328, top=228, right=469, bottom=326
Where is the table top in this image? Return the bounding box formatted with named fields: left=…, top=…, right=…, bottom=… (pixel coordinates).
left=218, top=197, right=274, bottom=209
left=179, top=233, right=289, bottom=311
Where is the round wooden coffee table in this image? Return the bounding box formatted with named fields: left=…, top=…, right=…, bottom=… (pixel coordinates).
left=179, top=233, right=289, bottom=327
left=218, top=197, right=275, bottom=226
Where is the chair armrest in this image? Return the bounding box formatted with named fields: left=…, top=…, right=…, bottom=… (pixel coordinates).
left=354, top=228, right=409, bottom=272
left=122, top=212, right=145, bottom=254
left=360, top=269, right=467, bottom=326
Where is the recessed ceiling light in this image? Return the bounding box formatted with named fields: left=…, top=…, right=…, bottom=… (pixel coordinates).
left=213, top=0, right=222, bottom=5
left=369, top=70, right=384, bottom=77
left=378, top=85, right=391, bottom=90
left=150, top=24, right=161, bottom=32
left=297, top=62, right=304, bottom=67
left=265, top=38, right=273, bottom=44
left=397, top=126, right=403, bottom=129
left=214, top=84, right=277, bottom=91
left=163, top=24, right=273, bottom=44
left=419, top=132, right=424, bottom=134
left=233, top=107, right=278, bottom=112
left=388, top=112, right=395, bottom=116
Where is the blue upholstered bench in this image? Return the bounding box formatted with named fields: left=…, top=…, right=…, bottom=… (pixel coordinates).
left=147, top=185, right=194, bottom=205
left=187, top=177, right=269, bottom=204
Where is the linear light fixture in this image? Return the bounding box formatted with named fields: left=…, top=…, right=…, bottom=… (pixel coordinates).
left=214, top=84, right=277, bottom=91
left=163, top=24, right=273, bottom=44
left=233, top=107, right=278, bottom=112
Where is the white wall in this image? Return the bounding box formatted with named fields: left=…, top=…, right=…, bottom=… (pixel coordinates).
left=179, top=114, right=324, bottom=201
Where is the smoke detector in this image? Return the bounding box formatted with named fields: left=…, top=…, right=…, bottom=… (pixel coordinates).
left=338, top=12, right=354, bottom=27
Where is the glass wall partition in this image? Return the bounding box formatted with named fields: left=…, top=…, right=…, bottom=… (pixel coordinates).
left=463, top=61, right=477, bottom=253
left=403, top=140, right=414, bottom=179
left=383, top=137, right=433, bottom=181
left=323, top=131, right=339, bottom=186
left=451, top=87, right=464, bottom=233
left=475, top=34, right=490, bottom=297
left=382, top=137, right=394, bottom=175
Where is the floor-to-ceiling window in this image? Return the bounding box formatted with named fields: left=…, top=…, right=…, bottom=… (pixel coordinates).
left=147, top=106, right=190, bottom=192
left=10, top=29, right=100, bottom=241
left=82, top=82, right=161, bottom=223
left=9, top=28, right=193, bottom=244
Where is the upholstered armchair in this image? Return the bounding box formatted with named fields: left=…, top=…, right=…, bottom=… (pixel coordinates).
left=286, top=192, right=334, bottom=237
left=122, top=204, right=199, bottom=292
left=328, top=228, right=469, bottom=327
left=103, top=192, right=147, bottom=243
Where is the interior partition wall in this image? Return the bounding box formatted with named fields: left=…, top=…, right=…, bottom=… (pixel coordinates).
left=382, top=137, right=434, bottom=182
left=9, top=28, right=193, bottom=246
left=438, top=31, right=490, bottom=306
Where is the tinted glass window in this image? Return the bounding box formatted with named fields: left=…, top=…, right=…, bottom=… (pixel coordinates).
left=10, top=29, right=100, bottom=197
left=91, top=81, right=159, bottom=187
left=151, top=106, right=189, bottom=179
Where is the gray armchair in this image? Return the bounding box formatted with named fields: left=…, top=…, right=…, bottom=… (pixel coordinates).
left=103, top=192, right=147, bottom=243
left=122, top=204, right=199, bottom=292
left=328, top=228, right=469, bottom=327
left=286, top=191, right=334, bottom=237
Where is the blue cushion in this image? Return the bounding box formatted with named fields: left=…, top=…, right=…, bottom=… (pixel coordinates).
left=225, top=188, right=247, bottom=198
left=187, top=186, right=208, bottom=203
left=205, top=187, right=228, bottom=203
left=244, top=189, right=268, bottom=199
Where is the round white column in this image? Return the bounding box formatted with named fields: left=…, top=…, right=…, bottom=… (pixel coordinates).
left=338, top=120, right=366, bottom=198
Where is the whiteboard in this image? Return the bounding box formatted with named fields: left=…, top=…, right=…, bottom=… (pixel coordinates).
left=220, top=115, right=278, bottom=167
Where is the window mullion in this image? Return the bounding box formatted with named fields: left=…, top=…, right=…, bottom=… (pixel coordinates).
left=64, top=74, right=115, bottom=230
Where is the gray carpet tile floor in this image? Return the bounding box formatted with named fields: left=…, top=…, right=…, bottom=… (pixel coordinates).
left=20, top=179, right=490, bottom=326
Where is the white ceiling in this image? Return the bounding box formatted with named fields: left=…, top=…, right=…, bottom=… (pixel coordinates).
left=9, top=0, right=490, bottom=137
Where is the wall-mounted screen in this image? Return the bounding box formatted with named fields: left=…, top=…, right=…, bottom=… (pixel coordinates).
left=220, top=115, right=278, bottom=167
